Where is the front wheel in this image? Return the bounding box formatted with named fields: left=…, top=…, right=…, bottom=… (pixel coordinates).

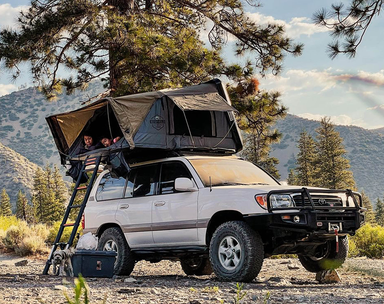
left=180, top=257, right=213, bottom=276
left=298, top=236, right=349, bottom=273
left=209, top=221, right=264, bottom=282
left=97, top=227, right=135, bottom=275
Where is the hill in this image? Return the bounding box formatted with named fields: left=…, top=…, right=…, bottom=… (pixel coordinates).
left=0, top=83, right=104, bottom=167
left=0, top=141, right=41, bottom=209
left=0, top=84, right=383, bottom=204
left=271, top=114, right=384, bottom=202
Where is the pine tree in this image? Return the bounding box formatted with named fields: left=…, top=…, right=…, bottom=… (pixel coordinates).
left=295, top=130, right=316, bottom=186
left=375, top=197, right=384, bottom=227
left=287, top=168, right=298, bottom=185
left=360, top=191, right=375, bottom=225
left=47, top=165, right=67, bottom=223
left=16, top=190, right=34, bottom=223
left=230, top=79, right=287, bottom=179
left=315, top=117, right=356, bottom=189
left=0, top=188, right=12, bottom=217
left=313, top=1, right=382, bottom=58
left=0, top=0, right=303, bottom=99
left=32, top=167, right=49, bottom=223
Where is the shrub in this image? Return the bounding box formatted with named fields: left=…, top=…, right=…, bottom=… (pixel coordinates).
left=18, top=235, right=49, bottom=256
left=2, top=221, right=50, bottom=256
left=350, top=223, right=384, bottom=258
left=0, top=216, right=20, bottom=231
left=47, top=220, right=82, bottom=247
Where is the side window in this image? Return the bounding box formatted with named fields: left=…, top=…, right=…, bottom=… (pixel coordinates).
left=124, top=169, right=135, bottom=198
left=160, top=162, right=192, bottom=194
left=96, top=173, right=126, bottom=201
left=133, top=164, right=159, bottom=197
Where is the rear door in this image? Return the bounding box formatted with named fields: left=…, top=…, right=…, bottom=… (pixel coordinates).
left=151, top=161, right=199, bottom=245
left=115, top=164, right=159, bottom=248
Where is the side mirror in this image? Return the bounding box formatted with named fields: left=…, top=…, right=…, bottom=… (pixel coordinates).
left=175, top=177, right=198, bottom=192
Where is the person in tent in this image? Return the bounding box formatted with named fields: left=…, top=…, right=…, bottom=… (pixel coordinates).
left=79, top=134, right=103, bottom=154
left=101, top=136, right=121, bottom=147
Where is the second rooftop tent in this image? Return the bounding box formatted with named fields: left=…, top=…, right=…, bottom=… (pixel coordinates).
left=46, top=79, right=244, bottom=179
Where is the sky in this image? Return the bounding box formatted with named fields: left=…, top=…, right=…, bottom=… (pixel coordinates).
left=1, top=1, right=384, bottom=129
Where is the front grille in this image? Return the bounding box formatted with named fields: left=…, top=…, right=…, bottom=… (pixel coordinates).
left=292, top=194, right=343, bottom=208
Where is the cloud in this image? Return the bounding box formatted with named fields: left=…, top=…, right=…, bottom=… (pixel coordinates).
left=261, top=69, right=384, bottom=96
left=246, top=13, right=330, bottom=39
left=334, top=70, right=384, bottom=87
left=0, top=84, right=17, bottom=96
left=260, top=69, right=340, bottom=94
left=0, top=4, right=29, bottom=29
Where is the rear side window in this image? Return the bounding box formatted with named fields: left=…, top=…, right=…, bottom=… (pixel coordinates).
left=160, top=162, right=192, bottom=194
left=132, top=164, right=160, bottom=197
left=96, top=173, right=126, bottom=201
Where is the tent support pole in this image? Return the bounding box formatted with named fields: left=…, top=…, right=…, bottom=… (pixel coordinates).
left=182, top=110, right=196, bottom=147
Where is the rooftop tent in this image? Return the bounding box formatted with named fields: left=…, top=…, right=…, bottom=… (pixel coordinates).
left=46, top=79, right=243, bottom=165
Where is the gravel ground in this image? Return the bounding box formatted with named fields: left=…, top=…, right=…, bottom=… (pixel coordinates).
left=1, top=253, right=384, bottom=304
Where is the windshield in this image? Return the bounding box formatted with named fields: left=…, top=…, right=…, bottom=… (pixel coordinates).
left=189, top=158, right=279, bottom=187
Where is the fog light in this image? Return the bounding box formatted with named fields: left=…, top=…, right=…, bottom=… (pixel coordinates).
left=293, top=215, right=300, bottom=223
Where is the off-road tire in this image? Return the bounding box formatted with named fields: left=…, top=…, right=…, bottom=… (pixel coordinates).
left=98, top=227, right=135, bottom=275
left=180, top=257, right=213, bottom=276
left=298, top=236, right=349, bottom=273
left=209, top=221, right=264, bottom=282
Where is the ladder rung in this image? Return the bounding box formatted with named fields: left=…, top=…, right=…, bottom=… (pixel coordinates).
left=77, top=186, right=88, bottom=190
left=63, top=223, right=75, bottom=227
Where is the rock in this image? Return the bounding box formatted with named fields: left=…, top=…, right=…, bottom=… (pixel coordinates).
left=12, top=275, right=20, bottom=282
left=117, top=288, right=141, bottom=294
left=54, top=285, right=68, bottom=291
left=124, top=277, right=137, bottom=283
left=15, top=260, right=28, bottom=267
left=316, top=269, right=341, bottom=283
left=287, top=264, right=300, bottom=270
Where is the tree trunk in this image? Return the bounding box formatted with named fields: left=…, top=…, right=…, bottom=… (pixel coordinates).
left=107, top=0, right=133, bottom=95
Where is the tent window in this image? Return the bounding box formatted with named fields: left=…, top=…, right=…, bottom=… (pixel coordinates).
left=173, top=106, right=215, bottom=137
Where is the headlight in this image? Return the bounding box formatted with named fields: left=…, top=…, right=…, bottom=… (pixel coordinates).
left=270, top=194, right=295, bottom=208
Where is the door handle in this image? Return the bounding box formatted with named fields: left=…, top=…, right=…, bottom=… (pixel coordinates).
left=154, top=201, right=166, bottom=207
left=119, top=204, right=129, bottom=209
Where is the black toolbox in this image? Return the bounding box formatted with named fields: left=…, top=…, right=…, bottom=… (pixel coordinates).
left=72, top=250, right=116, bottom=278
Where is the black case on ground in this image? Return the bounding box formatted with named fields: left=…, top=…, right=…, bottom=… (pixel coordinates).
left=72, top=250, right=116, bottom=278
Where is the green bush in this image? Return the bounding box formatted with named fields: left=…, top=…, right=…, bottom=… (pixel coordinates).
left=47, top=220, right=82, bottom=247
left=0, top=216, right=20, bottom=231
left=350, top=223, right=384, bottom=258
left=2, top=221, right=50, bottom=256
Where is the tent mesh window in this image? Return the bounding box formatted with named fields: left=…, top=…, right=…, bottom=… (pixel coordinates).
left=173, top=106, right=215, bottom=137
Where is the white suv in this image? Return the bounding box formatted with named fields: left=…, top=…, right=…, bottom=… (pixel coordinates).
left=83, top=155, right=364, bottom=282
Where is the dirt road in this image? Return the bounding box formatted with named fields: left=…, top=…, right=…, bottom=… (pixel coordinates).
left=1, top=254, right=384, bottom=304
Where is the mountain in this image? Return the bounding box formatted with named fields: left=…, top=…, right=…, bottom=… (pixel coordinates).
left=271, top=114, right=384, bottom=202
left=0, top=82, right=104, bottom=167
left=0, top=84, right=383, bottom=204
left=0, top=141, right=41, bottom=209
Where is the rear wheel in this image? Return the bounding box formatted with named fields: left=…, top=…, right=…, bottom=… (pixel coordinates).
left=98, top=227, right=135, bottom=275
left=298, top=236, right=349, bottom=273
left=209, top=221, right=264, bottom=282
left=180, top=257, right=213, bottom=276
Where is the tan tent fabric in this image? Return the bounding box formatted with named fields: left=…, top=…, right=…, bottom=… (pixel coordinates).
left=111, top=92, right=164, bottom=148
left=163, top=82, right=218, bottom=97
left=56, top=101, right=107, bottom=148
left=169, top=92, right=236, bottom=112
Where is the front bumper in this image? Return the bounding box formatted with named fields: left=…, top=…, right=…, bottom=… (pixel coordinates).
left=246, top=187, right=365, bottom=236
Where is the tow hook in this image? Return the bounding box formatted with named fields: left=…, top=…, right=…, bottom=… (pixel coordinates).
left=334, top=226, right=339, bottom=253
